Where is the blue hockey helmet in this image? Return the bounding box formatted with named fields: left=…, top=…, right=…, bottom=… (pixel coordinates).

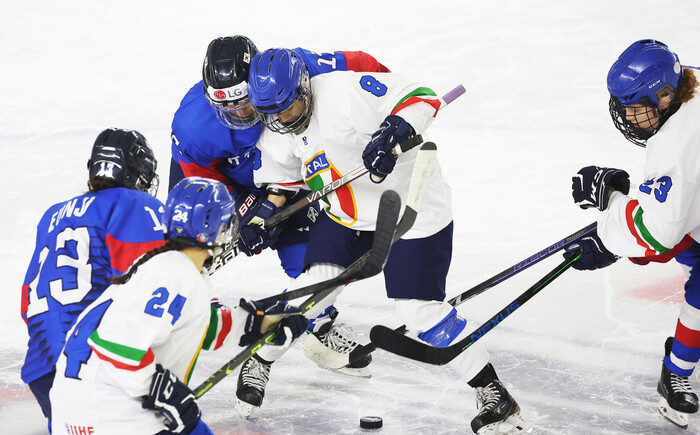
left=607, top=39, right=683, bottom=147
left=202, top=36, right=261, bottom=130
left=248, top=48, right=312, bottom=134
left=88, top=128, right=159, bottom=195
left=163, top=177, right=237, bottom=249
left=607, top=39, right=682, bottom=106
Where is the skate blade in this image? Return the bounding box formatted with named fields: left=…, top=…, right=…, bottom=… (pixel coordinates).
left=303, top=334, right=371, bottom=378
left=235, top=399, right=259, bottom=420
left=658, top=398, right=689, bottom=429
left=476, top=411, right=534, bottom=435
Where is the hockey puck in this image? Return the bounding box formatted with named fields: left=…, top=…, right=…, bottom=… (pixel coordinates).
left=360, top=416, right=383, bottom=429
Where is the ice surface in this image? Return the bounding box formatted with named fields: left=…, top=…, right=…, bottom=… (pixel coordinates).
left=2, top=1, right=699, bottom=433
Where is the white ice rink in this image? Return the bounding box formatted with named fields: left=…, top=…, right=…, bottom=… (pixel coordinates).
left=2, top=1, right=699, bottom=433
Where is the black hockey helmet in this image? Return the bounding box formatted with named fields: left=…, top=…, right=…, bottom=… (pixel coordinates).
left=202, top=36, right=261, bottom=129
left=87, top=128, right=159, bottom=195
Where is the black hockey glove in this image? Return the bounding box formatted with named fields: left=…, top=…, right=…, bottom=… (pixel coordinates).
left=238, top=298, right=307, bottom=348
left=572, top=165, right=630, bottom=211
left=237, top=198, right=283, bottom=256
left=563, top=232, right=618, bottom=271
left=142, top=364, right=201, bottom=434
left=362, top=115, right=414, bottom=183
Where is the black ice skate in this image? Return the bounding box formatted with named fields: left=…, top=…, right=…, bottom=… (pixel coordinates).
left=471, top=379, right=532, bottom=435
left=304, top=313, right=372, bottom=378
left=658, top=363, right=699, bottom=428
left=235, top=354, right=271, bottom=419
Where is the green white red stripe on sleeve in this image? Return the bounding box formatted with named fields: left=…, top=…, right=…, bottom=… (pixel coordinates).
left=624, top=199, right=671, bottom=256
left=390, top=87, right=441, bottom=117
left=88, top=330, right=155, bottom=371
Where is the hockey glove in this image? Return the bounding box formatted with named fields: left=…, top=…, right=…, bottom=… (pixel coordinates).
left=237, top=298, right=307, bottom=348
left=362, top=115, right=414, bottom=183
left=572, top=165, right=630, bottom=211
left=563, top=232, right=618, bottom=271
left=142, top=364, right=201, bottom=434
left=237, top=198, right=283, bottom=256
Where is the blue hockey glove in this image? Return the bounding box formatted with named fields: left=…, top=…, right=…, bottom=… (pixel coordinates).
left=362, top=115, right=414, bottom=183
left=238, top=298, right=307, bottom=348
left=563, top=232, right=618, bottom=270
left=142, top=364, right=201, bottom=434
left=237, top=198, right=283, bottom=256
left=572, top=166, right=630, bottom=211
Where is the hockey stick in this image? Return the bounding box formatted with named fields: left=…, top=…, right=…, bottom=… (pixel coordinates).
left=205, top=86, right=465, bottom=275
left=255, top=142, right=438, bottom=305
left=369, top=251, right=581, bottom=365
left=193, top=189, right=401, bottom=398
left=328, top=221, right=597, bottom=369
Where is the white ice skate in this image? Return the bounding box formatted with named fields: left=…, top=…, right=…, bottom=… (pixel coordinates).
left=304, top=323, right=372, bottom=378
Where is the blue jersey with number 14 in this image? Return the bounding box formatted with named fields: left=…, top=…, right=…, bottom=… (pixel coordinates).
left=21, top=187, right=165, bottom=384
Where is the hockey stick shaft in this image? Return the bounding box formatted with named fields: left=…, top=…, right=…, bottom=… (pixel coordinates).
left=369, top=252, right=580, bottom=365
left=193, top=190, right=401, bottom=397
left=447, top=222, right=596, bottom=306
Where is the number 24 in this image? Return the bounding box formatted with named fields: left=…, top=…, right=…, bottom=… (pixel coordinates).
left=145, top=287, right=186, bottom=325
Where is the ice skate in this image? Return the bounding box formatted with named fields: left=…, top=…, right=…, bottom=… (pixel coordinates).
left=471, top=379, right=533, bottom=435
left=657, top=362, right=698, bottom=429
left=304, top=321, right=372, bottom=378
left=235, top=354, right=271, bottom=419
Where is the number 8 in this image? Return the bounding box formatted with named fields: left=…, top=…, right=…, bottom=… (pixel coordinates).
left=360, top=75, right=387, bottom=97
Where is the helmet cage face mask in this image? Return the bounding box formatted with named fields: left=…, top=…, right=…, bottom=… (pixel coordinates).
left=606, top=39, right=683, bottom=147
left=259, top=77, right=312, bottom=135
left=202, top=36, right=260, bottom=130
left=204, top=82, right=261, bottom=130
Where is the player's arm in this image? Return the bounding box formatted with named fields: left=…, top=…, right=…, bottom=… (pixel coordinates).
left=206, top=298, right=307, bottom=352
left=294, top=48, right=390, bottom=76
left=360, top=75, right=442, bottom=181
left=106, top=195, right=167, bottom=274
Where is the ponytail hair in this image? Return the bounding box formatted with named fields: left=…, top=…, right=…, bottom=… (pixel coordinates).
left=112, top=239, right=191, bottom=285
left=677, top=68, right=698, bottom=104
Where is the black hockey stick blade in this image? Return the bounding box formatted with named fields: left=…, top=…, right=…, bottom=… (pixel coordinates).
left=193, top=190, right=401, bottom=397
left=369, top=252, right=580, bottom=366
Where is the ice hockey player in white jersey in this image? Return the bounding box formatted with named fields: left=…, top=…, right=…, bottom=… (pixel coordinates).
left=563, top=39, right=700, bottom=429
left=244, top=48, right=533, bottom=435
left=49, top=177, right=307, bottom=435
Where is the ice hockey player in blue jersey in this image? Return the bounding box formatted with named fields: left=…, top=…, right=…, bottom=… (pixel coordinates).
left=20, top=128, right=164, bottom=429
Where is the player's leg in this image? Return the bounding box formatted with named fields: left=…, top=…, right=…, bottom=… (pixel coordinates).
left=385, top=222, right=531, bottom=435
left=27, top=370, right=54, bottom=432
left=236, top=212, right=371, bottom=417
left=658, top=254, right=700, bottom=428
left=300, top=213, right=375, bottom=376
